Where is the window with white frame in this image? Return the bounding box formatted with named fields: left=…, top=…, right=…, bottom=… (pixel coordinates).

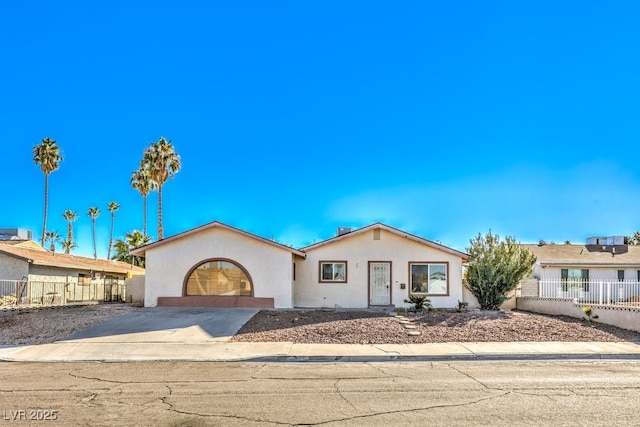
left=410, top=263, right=448, bottom=295
left=319, top=261, right=347, bottom=283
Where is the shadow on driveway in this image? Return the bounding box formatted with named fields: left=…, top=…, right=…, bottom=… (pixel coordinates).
left=62, top=307, right=260, bottom=343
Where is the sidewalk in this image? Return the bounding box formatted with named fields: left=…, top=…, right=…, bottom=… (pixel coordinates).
left=2, top=307, right=639, bottom=362
left=2, top=340, right=640, bottom=362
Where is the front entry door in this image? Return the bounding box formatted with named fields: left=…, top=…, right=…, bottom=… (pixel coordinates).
left=369, top=262, right=391, bottom=306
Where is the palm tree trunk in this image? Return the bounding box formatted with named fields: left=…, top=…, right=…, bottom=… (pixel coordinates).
left=143, top=194, right=147, bottom=237
left=157, top=184, right=163, bottom=240
left=108, top=214, right=115, bottom=259
left=66, top=221, right=73, bottom=254
left=92, top=219, right=97, bottom=259
left=41, top=173, right=49, bottom=246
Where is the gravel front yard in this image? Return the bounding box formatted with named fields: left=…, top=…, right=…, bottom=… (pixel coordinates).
left=0, top=303, right=141, bottom=345
left=232, top=309, right=640, bottom=344
left=2, top=305, right=639, bottom=346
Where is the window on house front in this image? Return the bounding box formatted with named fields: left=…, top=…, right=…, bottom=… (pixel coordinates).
left=618, top=270, right=625, bottom=281
left=561, top=269, right=589, bottom=291
left=185, top=259, right=252, bottom=296
left=319, top=261, right=347, bottom=283
left=78, top=273, right=92, bottom=285
left=410, top=263, right=448, bottom=295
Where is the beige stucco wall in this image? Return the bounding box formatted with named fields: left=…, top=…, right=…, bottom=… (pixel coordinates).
left=144, top=227, right=296, bottom=308
left=461, top=286, right=517, bottom=310
left=295, top=229, right=466, bottom=309
left=461, top=287, right=480, bottom=309
left=28, top=265, right=82, bottom=283
left=517, top=297, right=640, bottom=332
left=0, top=254, right=29, bottom=280
left=126, top=275, right=145, bottom=304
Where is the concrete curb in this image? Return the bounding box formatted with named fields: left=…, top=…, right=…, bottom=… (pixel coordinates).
left=3, top=354, right=640, bottom=363
left=235, top=351, right=640, bottom=363
left=2, top=343, right=640, bottom=363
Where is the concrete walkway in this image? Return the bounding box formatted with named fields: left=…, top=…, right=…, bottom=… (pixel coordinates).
left=1, top=307, right=640, bottom=362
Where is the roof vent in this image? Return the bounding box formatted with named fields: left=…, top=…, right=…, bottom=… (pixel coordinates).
left=337, top=227, right=352, bottom=236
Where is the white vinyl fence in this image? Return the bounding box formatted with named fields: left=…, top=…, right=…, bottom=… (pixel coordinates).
left=538, top=279, right=640, bottom=306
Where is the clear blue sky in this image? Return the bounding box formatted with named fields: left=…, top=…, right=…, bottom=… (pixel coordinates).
left=2, top=1, right=639, bottom=258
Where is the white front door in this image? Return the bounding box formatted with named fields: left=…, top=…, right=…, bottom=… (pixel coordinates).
left=369, top=262, right=391, bottom=306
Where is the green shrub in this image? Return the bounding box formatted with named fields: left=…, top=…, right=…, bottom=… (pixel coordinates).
left=456, top=300, right=469, bottom=312
left=404, top=295, right=432, bottom=312
left=465, top=231, right=536, bottom=310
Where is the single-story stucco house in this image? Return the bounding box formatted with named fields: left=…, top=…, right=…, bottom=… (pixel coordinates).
left=131, top=221, right=471, bottom=309
left=520, top=240, right=640, bottom=304
left=0, top=240, right=145, bottom=304
left=524, top=240, right=640, bottom=283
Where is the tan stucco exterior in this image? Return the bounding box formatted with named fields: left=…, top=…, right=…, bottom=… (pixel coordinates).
left=295, top=228, right=466, bottom=308
left=135, top=221, right=468, bottom=309
left=143, top=226, right=298, bottom=307
left=0, top=253, right=29, bottom=280
left=126, top=275, right=145, bottom=304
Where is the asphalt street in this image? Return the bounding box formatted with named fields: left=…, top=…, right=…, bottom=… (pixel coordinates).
left=1, top=360, right=639, bottom=426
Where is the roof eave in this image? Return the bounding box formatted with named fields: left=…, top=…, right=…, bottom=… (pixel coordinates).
left=540, top=262, right=640, bottom=268
left=301, top=223, right=469, bottom=260
left=130, top=221, right=307, bottom=258
left=30, top=259, right=135, bottom=274
left=0, top=249, right=30, bottom=262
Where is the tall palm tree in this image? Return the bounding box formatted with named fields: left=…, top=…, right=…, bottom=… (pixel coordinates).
left=87, top=207, right=100, bottom=259
left=107, top=201, right=120, bottom=260
left=33, top=137, right=63, bottom=246
left=62, top=210, right=78, bottom=254
left=44, top=230, right=61, bottom=254
left=60, top=239, right=77, bottom=254
left=130, top=164, right=156, bottom=237
left=142, top=137, right=181, bottom=240
left=112, top=230, right=151, bottom=267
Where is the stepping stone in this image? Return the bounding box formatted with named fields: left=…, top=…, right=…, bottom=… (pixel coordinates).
left=407, top=331, right=421, bottom=336
left=404, top=325, right=417, bottom=329
left=399, top=320, right=411, bottom=324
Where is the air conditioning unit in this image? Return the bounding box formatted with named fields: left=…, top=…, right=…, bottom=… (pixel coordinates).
left=611, top=236, right=627, bottom=245
left=586, top=235, right=629, bottom=254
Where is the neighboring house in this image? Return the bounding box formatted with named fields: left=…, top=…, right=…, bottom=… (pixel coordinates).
left=0, top=240, right=145, bottom=304
left=521, top=241, right=640, bottom=303
left=0, top=228, right=33, bottom=241
left=131, top=221, right=470, bottom=309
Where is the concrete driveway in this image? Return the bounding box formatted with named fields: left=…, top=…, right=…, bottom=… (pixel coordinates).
left=63, top=307, right=261, bottom=343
